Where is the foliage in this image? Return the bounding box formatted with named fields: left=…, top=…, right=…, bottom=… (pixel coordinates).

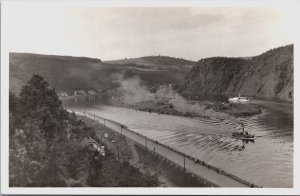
left=9, top=75, right=84, bottom=186
left=142, top=55, right=195, bottom=66
left=10, top=53, right=193, bottom=94
left=9, top=74, right=159, bottom=187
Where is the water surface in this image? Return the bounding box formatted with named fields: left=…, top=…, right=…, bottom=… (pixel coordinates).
left=82, top=103, right=293, bottom=187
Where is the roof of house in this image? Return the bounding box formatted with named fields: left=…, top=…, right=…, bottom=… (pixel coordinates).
left=80, top=136, right=101, bottom=148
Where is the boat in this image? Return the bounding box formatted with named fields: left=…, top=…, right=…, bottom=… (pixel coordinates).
left=232, top=132, right=255, bottom=140
left=241, top=137, right=255, bottom=141
left=232, top=123, right=255, bottom=140
left=228, top=93, right=249, bottom=103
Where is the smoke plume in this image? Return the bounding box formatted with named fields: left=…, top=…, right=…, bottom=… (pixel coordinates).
left=114, top=75, right=235, bottom=120
left=158, top=85, right=235, bottom=120
left=172, top=94, right=235, bottom=120
left=113, top=73, right=154, bottom=104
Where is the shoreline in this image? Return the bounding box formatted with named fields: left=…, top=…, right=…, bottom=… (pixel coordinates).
left=250, top=99, right=293, bottom=115
left=82, top=116, right=213, bottom=187
left=75, top=109, right=259, bottom=187
left=109, top=100, right=261, bottom=119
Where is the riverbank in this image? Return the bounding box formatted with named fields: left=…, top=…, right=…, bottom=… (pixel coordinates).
left=221, top=102, right=262, bottom=117
left=79, top=110, right=261, bottom=187
left=250, top=99, right=293, bottom=115
left=82, top=116, right=213, bottom=187
left=67, top=105, right=292, bottom=187
left=112, top=100, right=261, bottom=118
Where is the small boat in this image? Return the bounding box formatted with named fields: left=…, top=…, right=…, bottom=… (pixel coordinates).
left=232, top=123, right=255, bottom=140
left=232, top=131, right=255, bottom=139
left=241, top=137, right=255, bottom=141
left=228, top=93, right=249, bottom=103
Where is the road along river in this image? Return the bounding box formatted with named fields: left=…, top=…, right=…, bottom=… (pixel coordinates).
left=72, top=109, right=250, bottom=187
left=67, top=102, right=293, bottom=188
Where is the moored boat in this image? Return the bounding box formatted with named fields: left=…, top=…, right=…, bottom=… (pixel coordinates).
left=228, top=93, right=249, bottom=103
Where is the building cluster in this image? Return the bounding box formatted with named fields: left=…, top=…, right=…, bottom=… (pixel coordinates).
left=57, top=89, right=105, bottom=97
left=74, top=89, right=98, bottom=96
left=57, top=91, right=68, bottom=97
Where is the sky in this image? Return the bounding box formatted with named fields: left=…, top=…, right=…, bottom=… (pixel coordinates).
left=2, top=2, right=297, bottom=61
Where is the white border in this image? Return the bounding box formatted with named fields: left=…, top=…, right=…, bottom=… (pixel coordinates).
left=1, top=0, right=300, bottom=195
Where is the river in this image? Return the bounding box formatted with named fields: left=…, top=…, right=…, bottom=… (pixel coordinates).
left=76, top=102, right=293, bottom=188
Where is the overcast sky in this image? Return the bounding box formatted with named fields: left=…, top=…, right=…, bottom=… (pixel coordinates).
left=3, top=3, right=297, bottom=61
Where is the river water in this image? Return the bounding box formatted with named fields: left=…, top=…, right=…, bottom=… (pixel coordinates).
left=81, top=103, right=293, bottom=187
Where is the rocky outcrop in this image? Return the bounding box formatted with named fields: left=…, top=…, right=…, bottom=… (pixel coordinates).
left=178, top=45, right=293, bottom=102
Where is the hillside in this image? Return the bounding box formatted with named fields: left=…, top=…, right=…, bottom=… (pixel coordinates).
left=9, top=53, right=195, bottom=94
left=178, top=45, right=293, bottom=102
left=104, top=55, right=195, bottom=67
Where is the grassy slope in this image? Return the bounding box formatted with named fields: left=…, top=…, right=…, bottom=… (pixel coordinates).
left=178, top=45, right=293, bottom=102
left=10, top=53, right=195, bottom=95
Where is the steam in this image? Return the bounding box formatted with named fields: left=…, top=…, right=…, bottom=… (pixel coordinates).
left=158, top=85, right=235, bottom=120
left=156, top=84, right=176, bottom=98
left=113, top=74, right=235, bottom=120
left=113, top=73, right=154, bottom=104
left=172, top=94, right=235, bottom=120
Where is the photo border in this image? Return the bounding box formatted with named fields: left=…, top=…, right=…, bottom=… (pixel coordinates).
left=1, top=0, right=300, bottom=195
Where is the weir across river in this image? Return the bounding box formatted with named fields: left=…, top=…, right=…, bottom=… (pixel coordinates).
left=61, top=94, right=260, bottom=187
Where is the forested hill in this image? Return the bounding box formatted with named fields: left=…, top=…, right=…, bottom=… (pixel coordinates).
left=104, top=55, right=195, bottom=66
left=178, top=45, right=293, bottom=102
left=9, top=53, right=194, bottom=94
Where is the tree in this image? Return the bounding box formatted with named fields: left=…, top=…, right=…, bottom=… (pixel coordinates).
left=10, top=74, right=159, bottom=187
left=19, top=74, right=64, bottom=120
left=18, top=75, right=68, bottom=147
left=10, top=75, right=70, bottom=186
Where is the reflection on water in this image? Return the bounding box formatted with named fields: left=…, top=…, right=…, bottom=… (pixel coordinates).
left=83, top=104, right=293, bottom=187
